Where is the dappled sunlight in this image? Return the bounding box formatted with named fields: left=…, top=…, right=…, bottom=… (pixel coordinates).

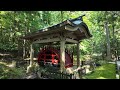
left=4, top=69, right=9, bottom=73
left=96, top=77, right=107, bottom=79
left=0, top=53, right=11, bottom=56
left=97, top=67, right=105, bottom=70
left=0, top=61, right=8, bottom=66
left=0, top=11, right=120, bottom=79
left=0, top=61, right=26, bottom=79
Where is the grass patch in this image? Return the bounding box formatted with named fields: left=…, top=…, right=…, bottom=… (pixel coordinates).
left=84, top=63, right=116, bottom=79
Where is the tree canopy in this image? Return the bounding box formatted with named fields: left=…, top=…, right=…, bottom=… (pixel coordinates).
left=0, top=11, right=120, bottom=61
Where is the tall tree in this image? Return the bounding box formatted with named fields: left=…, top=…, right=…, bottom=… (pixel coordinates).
left=104, top=22, right=111, bottom=60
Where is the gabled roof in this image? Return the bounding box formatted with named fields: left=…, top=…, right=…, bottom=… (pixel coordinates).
left=21, top=15, right=92, bottom=41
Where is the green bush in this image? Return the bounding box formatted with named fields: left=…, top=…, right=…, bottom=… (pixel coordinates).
left=97, top=60, right=107, bottom=65
left=0, top=63, right=26, bottom=79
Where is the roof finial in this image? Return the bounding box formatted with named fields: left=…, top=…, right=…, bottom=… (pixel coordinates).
left=78, top=14, right=85, bottom=21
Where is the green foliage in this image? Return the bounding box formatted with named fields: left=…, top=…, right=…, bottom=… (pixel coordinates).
left=0, top=11, right=120, bottom=60
left=0, top=11, right=120, bottom=79
left=0, top=63, right=25, bottom=79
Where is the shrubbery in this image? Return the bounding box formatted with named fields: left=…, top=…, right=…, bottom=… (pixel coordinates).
left=0, top=63, right=26, bottom=79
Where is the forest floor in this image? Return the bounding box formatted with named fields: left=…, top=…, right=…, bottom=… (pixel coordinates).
left=0, top=51, right=117, bottom=79
left=0, top=51, right=28, bottom=79
left=83, top=63, right=116, bottom=79
left=0, top=62, right=26, bottom=79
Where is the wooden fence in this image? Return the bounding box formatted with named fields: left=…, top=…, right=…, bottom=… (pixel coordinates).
left=37, top=64, right=87, bottom=79
left=41, top=70, right=75, bottom=79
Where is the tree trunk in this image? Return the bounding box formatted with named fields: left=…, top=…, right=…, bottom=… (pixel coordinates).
left=26, top=43, right=34, bottom=73
left=112, top=24, right=117, bottom=60
left=104, top=22, right=111, bottom=60
left=23, top=39, right=26, bottom=59
left=61, top=11, right=64, bottom=22
left=77, top=43, right=80, bottom=67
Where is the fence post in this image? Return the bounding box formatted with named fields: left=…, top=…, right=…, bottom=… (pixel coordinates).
left=69, top=74, right=72, bottom=79
left=78, top=69, right=82, bottom=79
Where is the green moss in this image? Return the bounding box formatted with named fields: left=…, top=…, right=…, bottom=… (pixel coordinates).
left=84, top=63, right=116, bottom=79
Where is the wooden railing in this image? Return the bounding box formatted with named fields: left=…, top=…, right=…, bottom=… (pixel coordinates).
left=41, top=70, right=75, bottom=79
left=37, top=65, right=87, bottom=79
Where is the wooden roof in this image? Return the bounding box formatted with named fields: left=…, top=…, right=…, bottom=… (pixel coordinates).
left=21, top=15, right=92, bottom=41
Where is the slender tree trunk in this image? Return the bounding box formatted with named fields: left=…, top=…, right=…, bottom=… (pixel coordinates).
left=61, top=11, right=64, bottom=22
left=23, top=39, right=26, bottom=59
left=112, top=24, right=117, bottom=60
left=104, top=22, right=111, bottom=60
left=77, top=43, right=80, bottom=67
left=112, top=25, right=115, bottom=40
